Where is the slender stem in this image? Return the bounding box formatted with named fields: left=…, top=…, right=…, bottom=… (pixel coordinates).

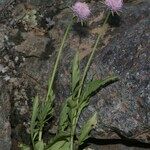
left=31, top=134, right=35, bottom=149
left=37, top=18, right=73, bottom=146
left=46, top=18, right=73, bottom=102
left=70, top=108, right=81, bottom=150
left=38, top=130, right=42, bottom=141
left=77, top=12, right=110, bottom=98
left=70, top=119, right=75, bottom=150
left=70, top=12, right=110, bottom=150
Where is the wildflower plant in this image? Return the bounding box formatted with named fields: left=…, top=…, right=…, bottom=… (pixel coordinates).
left=20, top=1, right=123, bottom=150
left=29, top=13, right=74, bottom=150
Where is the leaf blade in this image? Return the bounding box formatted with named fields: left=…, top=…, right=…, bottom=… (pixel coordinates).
left=82, top=76, right=118, bottom=101
left=78, top=112, right=97, bottom=145
left=72, top=52, right=80, bottom=92
left=30, top=96, right=39, bottom=142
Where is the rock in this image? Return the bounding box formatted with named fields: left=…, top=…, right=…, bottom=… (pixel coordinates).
left=0, top=0, right=149, bottom=149
left=0, top=80, right=11, bottom=150
left=85, top=142, right=150, bottom=150
left=0, top=25, right=11, bottom=150
left=50, top=0, right=150, bottom=144
left=14, top=31, right=52, bottom=57
left=0, top=24, right=7, bottom=49
left=78, top=1, right=150, bottom=143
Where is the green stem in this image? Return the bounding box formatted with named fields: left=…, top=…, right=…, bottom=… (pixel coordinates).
left=31, top=134, right=35, bottom=149
left=70, top=109, right=81, bottom=150
left=70, top=12, right=110, bottom=150
left=77, top=12, right=110, bottom=98
left=46, top=18, right=73, bottom=102
left=38, top=130, right=42, bottom=141
left=70, top=119, right=75, bottom=150
left=37, top=18, right=73, bottom=147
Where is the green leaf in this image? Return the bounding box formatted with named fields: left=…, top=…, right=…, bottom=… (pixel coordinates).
left=19, top=144, right=30, bottom=150
left=72, top=84, right=80, bottom=98
left=58, top=99, right=70, bottom=132
left=48, top=140, right=70, bottom=150
left=47, top=132, right=70, bottom=149
left=67, top=97, right=78, bottom=123
left=47, top=88, right=55, bottom=105
left=33, top=131, right=38, bottom=140
left=37, top=90, right=55, bottom=128
left=78, top=112, right=97, bottom=145
left=82, top=76, right=118, bottom=101
left=77, top=100, right=89, bottom=119
left=47, top=140, right=69, bottom=150
left=68, top=106, right=76, bottom=124
left=72, top=51, right=80, bottom=92
left=31, top=96, right=39, bottom=141
left=35, top=140, right=45, bottom=150
left=67, top=98, right=77, bottom=109
left=59, top=141, right=70, bottom=150
left=37, top=102, right=53, bottom=128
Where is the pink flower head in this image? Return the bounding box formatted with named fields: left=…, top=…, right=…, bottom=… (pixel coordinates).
left=105, top=0, right=123, bottom=12
left=72, top=2, right=91, bottom=21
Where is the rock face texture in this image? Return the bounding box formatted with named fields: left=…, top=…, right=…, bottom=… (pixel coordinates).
left=0, top=82, right=11, bottom=150
left=80, top=1, right=150, bottom=143
left=0, top=0, right=150, bottom=150
left=0, top=25, right=11, bottom=150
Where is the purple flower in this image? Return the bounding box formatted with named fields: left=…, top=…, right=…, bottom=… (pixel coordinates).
left=72, top=2, right=91, bottom=21
left=105, top=0, right=123, bottom=12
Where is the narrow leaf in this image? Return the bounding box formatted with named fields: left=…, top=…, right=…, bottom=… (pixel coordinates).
left=72, top=51, right=80, bottom=92
left=82, top=76, right=118, bottom=101
left=68, top=106, right=76, bottom=124
left=67, top=98, right=77, bottom=109
left=78, top=112, right=97, bottom=145
left=37, top=90, right=55, bottom=127
left=35, top=141, right=45, bottom=150
left=77, top=100, right=89, bottom=119
left=59, top=141, right=70, bottom=150
left=47, top=140, right=67, bottom=150
left=31, top=96, right=39, bottom=141
left=58, top=99, right=70, bottom=132
left=19, top=144, right=31, bottom=150
left=47, top=132, right=70, bottom=148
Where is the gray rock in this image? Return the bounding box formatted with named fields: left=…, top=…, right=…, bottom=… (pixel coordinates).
left=50, top=0, right=150, bottom=144
left=0, top=0, right=150, bottom=149
left=0, top=24, right=7, bottom=49
left=0, top=80, right=11, bottom=150
left=0, top=25, right=11, bottom=150
left=78, top=1, right=150, bottom=143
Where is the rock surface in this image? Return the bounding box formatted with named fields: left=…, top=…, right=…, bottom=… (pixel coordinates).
left=80, top=1, right=150, bottom=143
left=0, top=25, right=11, bottom=150
left=0, top=0, right=150, bottom=150
left=0, top=81, right=11, bottom=150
